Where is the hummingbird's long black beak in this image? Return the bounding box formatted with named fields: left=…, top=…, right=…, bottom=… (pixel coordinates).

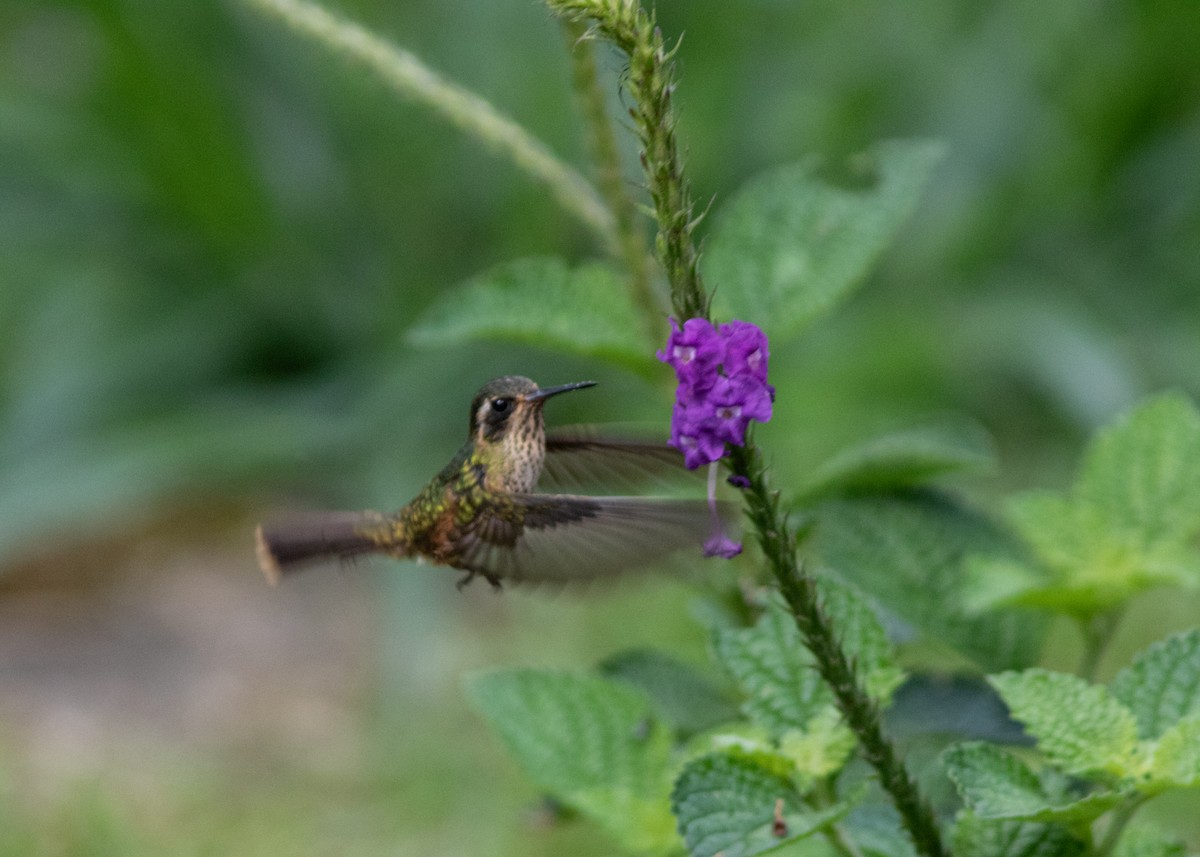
left=526, top=380, right=597, bottom=402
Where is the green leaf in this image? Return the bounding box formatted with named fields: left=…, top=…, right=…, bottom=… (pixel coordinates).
left=1078, top=393, right=1200, bottom=550
left=1112, top=824, right=1190, bottom=857
left=1111, top=629, right=1200, bottom=739
left=712, top=594, right=831, bottom=738
left=713, top=582, right=901, bottom=736
left=670, top=752, right=851, bottom=857
left=600, top=649, right=740, bottom=738
left=950, top=813, right=1087, bottom=857
left=809, top=492, right=1047, bottom=671
left=977, top=394, right=1200, bottom=618
left=407, top=258, right=654, bottom=369
left=988, top=670, right=1140, bottom=777
left=465, top=669, right=675, bottom=853
left=942, top=742, right=1122, bottom=824
left=1148, top=714, right=1200, bottom=790
left=799, top=418, right=995, bottom=500
left=702, top=139, right=943, bottom=341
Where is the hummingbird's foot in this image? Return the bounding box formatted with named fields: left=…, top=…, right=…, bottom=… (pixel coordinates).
left=455, top=570, right=476, bottom=591
left=484, top=573, right=503, bottom=593
left=454, top=569, right=504, bottom=593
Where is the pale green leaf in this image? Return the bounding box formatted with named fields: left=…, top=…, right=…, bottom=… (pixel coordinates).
left=1111, top=629, right=1200, bottom=739
left=989, top=670, right=1140, bottom=777
left=800, top=418, right=995, bottom=500
left=1078, top=393, right=1200, bottom=550
left=942, top=742, right=1122, bottom=824
left=670, top=752, right=852, bottom=857
left=991, top=395, right=1200, bottom=618
left=810, top=492, right=1047, bottom=671
left=1148, top=714, right=1200, bottom=790
left=1112, top=824, right=1190, bottom=857
left=702, top=139, right=944, bottom=340
left=407, top=258, right=654, bottom=369
left=950, top=813, right=1086, bottom=857
left=465, top=669, right=675, bottom=853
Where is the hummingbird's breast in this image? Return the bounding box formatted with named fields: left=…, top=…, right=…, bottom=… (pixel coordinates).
left=486, top=417, right=545, bottom=494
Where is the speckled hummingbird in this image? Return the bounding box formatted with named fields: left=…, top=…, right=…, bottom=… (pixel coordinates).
left=255, top=376, right=726, bottom=589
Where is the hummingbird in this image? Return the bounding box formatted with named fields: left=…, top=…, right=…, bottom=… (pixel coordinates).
left=255, top=375, right=727, bottom=589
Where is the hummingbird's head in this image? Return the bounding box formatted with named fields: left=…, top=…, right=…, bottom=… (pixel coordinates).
left=468, top=376, right=596, bottom=446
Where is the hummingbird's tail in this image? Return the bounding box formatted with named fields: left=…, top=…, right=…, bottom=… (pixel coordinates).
left=255, top=511, right=394, bottom=584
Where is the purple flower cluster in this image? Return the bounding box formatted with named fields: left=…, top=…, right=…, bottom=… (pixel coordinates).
left=658, top=318, right=775, bottom=470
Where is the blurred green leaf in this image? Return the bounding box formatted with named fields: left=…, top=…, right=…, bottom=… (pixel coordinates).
left=465, top=669, right=676, bottom=854
left=949, top=813, right=1086, bottom=857
left=1112, top=825, right=1191, bottom=857
left=988, top=670, right=1140, bottom=778
left=809, top=492, right=1047, bottom=672
left=599, top=649, right=739, bottom=739
left=799, top=418, right=994, bottom=501
left=1147, top=715, right=1200, bottom=791
left=702, top=139, right=943, bottom=341
left=1110, top=629, right=1200, bottom=740
left=942, top=742, right=1122, bottom=824
left=670, top=752, right=851, bottom=857
left=407, top=258, right=656, bottom=370
left=968, top=394, right=1200, bottom=618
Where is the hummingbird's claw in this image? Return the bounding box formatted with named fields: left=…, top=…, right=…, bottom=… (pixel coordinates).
left=455, top=570, right=475, bottom=591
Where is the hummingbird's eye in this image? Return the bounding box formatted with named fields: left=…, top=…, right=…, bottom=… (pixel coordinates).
left=491, top=397, right=512, bottom=414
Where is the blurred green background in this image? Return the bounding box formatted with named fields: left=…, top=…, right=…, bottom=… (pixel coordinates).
left=1, top=0, right=1198, bottom=853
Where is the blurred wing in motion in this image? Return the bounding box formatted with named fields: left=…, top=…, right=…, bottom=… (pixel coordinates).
left=457, top=493, right=733, bottom=585
left=542, top=426, right=693, bottom=493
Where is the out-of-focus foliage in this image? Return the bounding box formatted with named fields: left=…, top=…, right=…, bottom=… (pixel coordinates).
left=2, top=0, right=1200, bottom=854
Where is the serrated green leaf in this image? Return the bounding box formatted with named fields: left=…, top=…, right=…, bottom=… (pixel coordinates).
left=800, top=418, right=995, bottom=500
left=407, top=258, right=654, bottom=369
left=809, top=492, right=1047, bottom=671
left=1111, top=629, right=1200, bottom=739
left=950, top=813, right=1087, bottom=857
left=670, top=752, right=851, bottom=857
left=465, top=669, right=675, bottom=853
left=988, top=670, right=1140, bottom=777
left=712, top=595, right=831, bottom=738
left=1148, top=714, right=1200, bottom=790
left=702, top=139, right=944, bottom=340
left=942, top=742, right=1122, bottom=824
left=1078, top=393, right=1200, bottom=550
left=713, top=582, right=901, bottom=738
left=600, top=648, right=740, bottom=738
left=986, top=395, right=1200, bottom=618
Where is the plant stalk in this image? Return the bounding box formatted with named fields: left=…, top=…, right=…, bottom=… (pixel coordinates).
left=243, top=0, right=618, bottom=253
left=560, top=19, right=660, bottom=339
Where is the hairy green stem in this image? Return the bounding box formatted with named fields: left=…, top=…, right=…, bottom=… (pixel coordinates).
left=545, top=3, right=944, bottom=854
left=243, top=0, right=617, bottom=253
left=560, top=19, right=660, bottom=338
left=548, top=0, right=708, bottom=321
left=728, top=443, right=948, bottom=857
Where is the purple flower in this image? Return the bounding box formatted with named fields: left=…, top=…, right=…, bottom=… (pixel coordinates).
left=657, top=318, right=724, bottom=393
left=708, top=376, right=774, bottom=445
left=727, top=474, right=751, bottom=489
left=670, top=402, right=727, bottom=469
left=721, top=320, right=770, bottom=382
left=662, top=317, right=772, bottom=470
left=703, top=533, right=743, bottom=559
